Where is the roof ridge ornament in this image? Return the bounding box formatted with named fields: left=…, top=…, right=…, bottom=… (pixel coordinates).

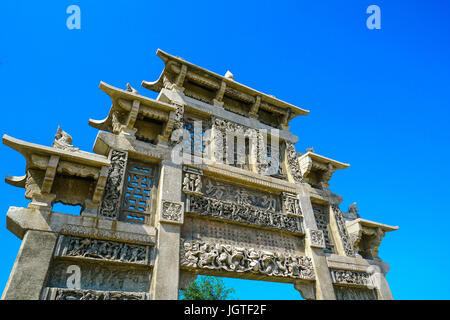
left=126, top=83, right=139, bottom=95
left=224, top=70, right=234, bottom=80
left=347, top=202, right=360, bottom=219
left=52, top=126, right=79, bottom=152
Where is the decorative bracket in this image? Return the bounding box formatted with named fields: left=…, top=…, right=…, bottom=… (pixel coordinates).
left=297, top=151, right=349, bottom=190
left=174, top=64, right=187, bottom=91
left=249, top=96, right=261, bottom=118
left=294, top=280, right=316, bottom=300
left=346, top=218, right=398, bottom=260
left=213, top=81, right=227, bottom=108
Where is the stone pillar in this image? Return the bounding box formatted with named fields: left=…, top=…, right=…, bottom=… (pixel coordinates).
left=370, top=262, right=394, bottom=300
left=376, top=274, right=394, bottom=300
left=2, top=230, right=57, bottom=300
left=150, top=160, right=183, bottom=300
left=297, top=190, right=336, bottom=300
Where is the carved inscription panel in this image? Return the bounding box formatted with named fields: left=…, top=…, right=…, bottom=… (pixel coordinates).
left=182, top=217, right=305, bottom=256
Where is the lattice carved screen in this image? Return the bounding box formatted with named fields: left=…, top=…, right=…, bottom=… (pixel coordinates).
left=120, top=161, right=156, bottom=223
left=312, top=204, right=335, bottom=253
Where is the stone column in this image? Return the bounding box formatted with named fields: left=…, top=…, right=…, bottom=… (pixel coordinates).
left=297, top=189, right=336, bottom=300
left=150, top=160, right=184, bottom=300
left=376, top=274, right=394, bottom=300
left=370, top=262, right=394, bottom=300
left=2, top=230, right=57, bottom=300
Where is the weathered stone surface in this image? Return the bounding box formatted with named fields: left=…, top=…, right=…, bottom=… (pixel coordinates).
left=334, top=286, right=378, bottom=300
left=54, top=235, right=153, bottom=265
left=346, top=218, right=398, bottom=260
left=180, top=239, right=314, bottom=281
left=182, top=217, right=305, bottom=256
left=42, top=287, right=151, bottom=300
left=151, top=161, right=183, bottom=299
left=6, top=206, right=157, bottom=245
left=2, top=49, right=397, bottom=300
left=46, top=259, right=151, bottom=292
left=2, top=230, right=57, bottom=300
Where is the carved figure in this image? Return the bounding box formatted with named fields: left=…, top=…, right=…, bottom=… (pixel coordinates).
left=52, top=126, right=79, bottom=152
left=348, top=202, right=360, bottom=219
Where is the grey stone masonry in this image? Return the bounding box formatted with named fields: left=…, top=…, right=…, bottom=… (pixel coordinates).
left=2, top=49, right=398, bottom=300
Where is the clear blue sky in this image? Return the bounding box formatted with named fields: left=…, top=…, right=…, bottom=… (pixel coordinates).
left=1, top=0, right=449, bottom=300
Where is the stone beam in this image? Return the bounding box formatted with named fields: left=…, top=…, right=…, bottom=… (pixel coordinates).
left=5, top=206, right=157, bottom=244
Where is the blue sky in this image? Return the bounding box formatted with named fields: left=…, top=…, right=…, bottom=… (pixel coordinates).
left=0, top=0, right=449, bottom=299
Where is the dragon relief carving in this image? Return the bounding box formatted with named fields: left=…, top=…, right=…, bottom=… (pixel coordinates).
left=168, top=104, right=185, bottom=146
left=98, top=150, right=128, bottom=219
left=181, top=239, right=314, bottom=280
left=285, top=142, right=303, bottom=183
left=331, top=205, right=355, bottom=257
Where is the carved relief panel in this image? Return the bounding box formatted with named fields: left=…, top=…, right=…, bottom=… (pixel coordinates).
left=45, top=260, right=151, bottom=293
left=184, top=177, right=303, bottom=234
left=43, top=234, right=153, bottom=300
left=204, top=178, right=280, bottom=212
left=42, top=288, right=151, bottom=300
left=99, top=150, right=128, bottom=219
left=285, top=142, right=303, bottom=183
left=54, top=235, right=152, bottom=265
left=331, top=204, right=355, bottom=257
left=281, top=192, right=302, bottom=217
left=180, top=238, right=314, bottom=281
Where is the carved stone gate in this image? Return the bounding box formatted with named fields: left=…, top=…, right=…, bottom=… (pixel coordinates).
left=1, top=50, right=398, bottom=300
